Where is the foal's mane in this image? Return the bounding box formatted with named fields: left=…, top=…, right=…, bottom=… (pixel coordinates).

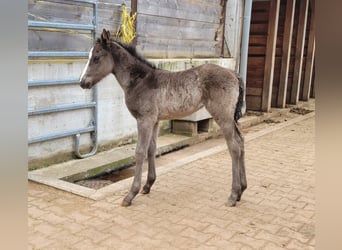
left=111, top=39, right=156, bottom=69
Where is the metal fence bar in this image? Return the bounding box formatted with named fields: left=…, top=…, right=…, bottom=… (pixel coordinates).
left=28, top=102, right=96, bottom=116
left=28, top=0, right=99, bottom=158
left=28, top=126, right=95, bottom=144
left=28, top=79, right=80, bottom=87
left=28, top=20, right=94, bottom=31
left=28, top=51, right=89, bottom=58
left=71, top=0, right=97, bottom=4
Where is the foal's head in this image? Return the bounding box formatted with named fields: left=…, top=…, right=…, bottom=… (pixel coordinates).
left=80, top=29, right=115, bottom=89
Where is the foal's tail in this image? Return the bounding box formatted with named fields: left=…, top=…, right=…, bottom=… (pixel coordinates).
left=234, top=74, right=245, bottom=122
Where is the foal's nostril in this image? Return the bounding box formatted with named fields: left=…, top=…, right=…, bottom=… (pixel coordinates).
left=80, top=80, right=92, bottom=89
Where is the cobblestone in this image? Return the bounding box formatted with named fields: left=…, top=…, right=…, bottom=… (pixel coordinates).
left=28, top=115, right=315, bottom=249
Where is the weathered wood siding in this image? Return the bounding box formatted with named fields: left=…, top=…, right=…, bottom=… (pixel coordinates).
left=246, top=1, right=270, bottom=111
left=299, top=1, right=315, bottom=101
left=248, top=0, right=314, bottom=111
left=271, top=0, right=287, bottom=107
left=28, top=0, right=129, bottom=52
left=136, top=0, right=223, bottom=58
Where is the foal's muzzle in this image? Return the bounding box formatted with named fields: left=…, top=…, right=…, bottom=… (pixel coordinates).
left=80, top=77, right=93, bottom=89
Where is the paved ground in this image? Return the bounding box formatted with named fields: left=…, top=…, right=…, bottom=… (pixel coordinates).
left=28, top=114, right=315, bottom=249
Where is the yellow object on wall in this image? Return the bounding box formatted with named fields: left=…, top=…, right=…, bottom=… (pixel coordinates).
left=116, top=4, right=136, bottom=44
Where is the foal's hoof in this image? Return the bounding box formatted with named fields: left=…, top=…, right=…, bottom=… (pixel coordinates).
left=121, top=199, right=132, bottom=207
left=225, top=199, right=237, bottom=207
left=141, top=186, right=150, bottom=195
left=226, top=193, right=239, bottom=207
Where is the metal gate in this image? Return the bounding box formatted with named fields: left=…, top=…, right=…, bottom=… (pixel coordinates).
left=28, top=0, right=99, bottom=158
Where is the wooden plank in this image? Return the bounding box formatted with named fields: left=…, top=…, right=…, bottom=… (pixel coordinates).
left=261, top=0, right=280, bottom=112
left=138, top=0, right=221, bottom=24
left=137, top=0, right=222, bottom=58
left=252, top=1, right=270, bottom=11
left=250, top=23, right=269, bottom=35
left=277, top=0, right=296, bottom=108
left=301, top=0, right=315, bottom=101
left=131, top=0, right=137, bottom=46
left=251, top=11, right=269, bottom=22
left=290, top=0, right=309, bottom=104
left=249, top=35, right=268, bottom=46
left=28, top=0, right=125, bottom=52
left=248, top=46, right=266, bottom=56
left=137, top=14, right=218, bottom=41
left=246, top=87, right=263, bottom=96
left=137, top=37, right=220, bottom=58
left=246, top=96, right=262, bottom=111
left=310, top=60, right=315, bottom=98
left=28, top=0, right=93, bottom=24
left=28, top=29, right=92, bottom=52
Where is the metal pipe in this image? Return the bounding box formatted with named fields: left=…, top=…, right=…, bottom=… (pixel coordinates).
left=28, top=78, right=80, bottom=87
left=28, top=102, right=96, bottom=116
left=28, top=126, right=95, bottom=144
left=28, top=0, right=99, bottom=159
left=71, top=0, right=97, bottom=4
left=28, top=20, right=94, bottom=31
left=239, top=0, right=253, bottom=115
left=75, top=0, right=99, bottom=159
left=28, top=51, right=89, bottom=58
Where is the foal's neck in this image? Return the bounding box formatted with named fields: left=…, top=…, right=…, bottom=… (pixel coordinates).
left=111, top=43, right=155, bottom=92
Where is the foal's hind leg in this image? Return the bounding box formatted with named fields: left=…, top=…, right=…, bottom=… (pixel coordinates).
left=206, top=109, right=244, bottom=206
left=234, top=122, right=247, bottom=201
left=141, top=122, right=159, bottom=194
left=122, top=119, right=155, bottom=207
left=222, top=123, right=243, bottom=207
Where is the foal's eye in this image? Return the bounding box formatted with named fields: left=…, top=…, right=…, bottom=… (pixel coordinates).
left=93, top=56, right=99, bottom=64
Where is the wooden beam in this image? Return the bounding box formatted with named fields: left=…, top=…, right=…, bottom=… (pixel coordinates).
left=131, top=0, right=138, bottom=47
left=220, top=0, right=227, bottom=57
left=261, top=0, right=280, bottom=112
left=301, top=0, right=315, bottom=101
left=277, top=0, right=296, bottom=108
left=289, top=0, right=309, bottom=104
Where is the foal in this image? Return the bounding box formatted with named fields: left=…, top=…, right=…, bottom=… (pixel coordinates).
left=80, top=29, right=246, bottom=207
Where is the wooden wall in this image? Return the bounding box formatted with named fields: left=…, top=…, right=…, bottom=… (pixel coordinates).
left=28, top=0, right=130, bottom=53
left=28, top=0, right=226, bottom=59
left=247, top=0, right=315, bottom=111
left=246, top=1, right=272, bottom=111
left=136, top=0, right=223, bottom=58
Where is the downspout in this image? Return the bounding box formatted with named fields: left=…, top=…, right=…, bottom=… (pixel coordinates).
left=239, top=0, right=253, bottom=115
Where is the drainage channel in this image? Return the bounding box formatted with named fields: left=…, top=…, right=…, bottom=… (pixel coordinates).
left=63, top=144, right=190, bottom=190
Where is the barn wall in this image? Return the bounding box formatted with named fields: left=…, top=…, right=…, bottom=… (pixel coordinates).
left=247, top=0, right=315, bottom=111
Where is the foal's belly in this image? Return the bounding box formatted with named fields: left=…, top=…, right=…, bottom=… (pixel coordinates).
left=158, top=104, right=204, bottom=120
left=157, top=93, right=204, bottom=120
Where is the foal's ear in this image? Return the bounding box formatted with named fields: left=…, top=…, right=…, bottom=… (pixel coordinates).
left=101, top=29, right=111, bottom=47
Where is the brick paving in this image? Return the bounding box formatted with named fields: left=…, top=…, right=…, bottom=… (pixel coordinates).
left=28, top=115, right=315, bottom=249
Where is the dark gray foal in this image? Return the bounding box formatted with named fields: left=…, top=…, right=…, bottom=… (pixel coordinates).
left=80, top=29, right=246, bottom=207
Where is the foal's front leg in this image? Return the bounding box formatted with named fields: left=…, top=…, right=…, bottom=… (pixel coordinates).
left=141, top=122, right=159, bottom=194
left=122, top=119, right=154, bottom=207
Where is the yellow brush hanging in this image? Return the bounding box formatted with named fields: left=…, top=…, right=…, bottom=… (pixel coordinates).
left=116, top=4, right=137, bottom=44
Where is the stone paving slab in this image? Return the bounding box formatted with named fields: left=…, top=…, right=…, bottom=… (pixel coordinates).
left=28, top=112, right=315, bottom=249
